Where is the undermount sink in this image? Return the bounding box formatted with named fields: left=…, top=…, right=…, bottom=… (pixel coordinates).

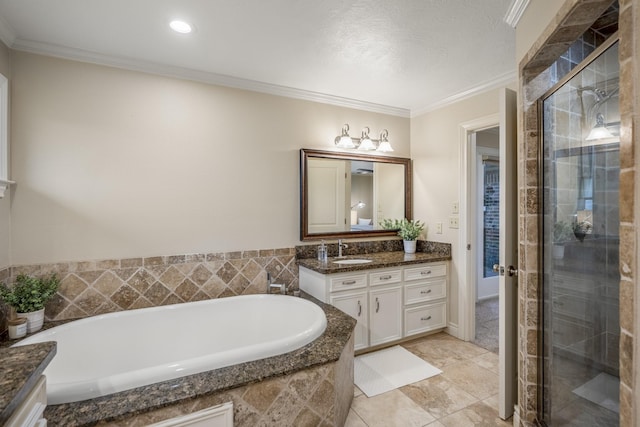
left=332, top=259, right=373, bottom=265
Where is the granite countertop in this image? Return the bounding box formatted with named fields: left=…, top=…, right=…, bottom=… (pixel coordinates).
left=297, top=250, right=451, bottom=274
left=44, top=294, right=356, bottom=426
left=0, top=341, right=57, bottom=425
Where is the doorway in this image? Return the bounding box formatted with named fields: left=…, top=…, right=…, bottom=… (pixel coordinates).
left=473, top=128, right=500, bottom=354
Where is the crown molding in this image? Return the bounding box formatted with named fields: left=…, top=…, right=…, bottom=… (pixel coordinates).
left=410, top=71, right=517, bottom=118
left=504, top=0, right=530, bottom=28
left=0, top=15, right=16, bottom=48
left=11, top=39, right=411, bottom=118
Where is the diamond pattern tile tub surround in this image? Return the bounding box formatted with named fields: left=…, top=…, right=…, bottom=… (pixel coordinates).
left=1, top=248, right=298, bottom=324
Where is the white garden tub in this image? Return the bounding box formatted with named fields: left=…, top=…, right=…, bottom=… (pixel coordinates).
left=15, top=294, right=327, bottom=405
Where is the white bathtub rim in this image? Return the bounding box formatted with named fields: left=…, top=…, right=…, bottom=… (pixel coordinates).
left=14, top=295, right=328, bottom=405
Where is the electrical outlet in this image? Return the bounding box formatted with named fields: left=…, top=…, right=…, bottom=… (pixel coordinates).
left=452, top=202, right=459, bottom=214
left=449, top=216, right=459, bottom=229
left=436, top=222, right=443, bottom=234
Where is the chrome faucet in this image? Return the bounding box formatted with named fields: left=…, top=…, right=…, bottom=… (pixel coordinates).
left=267, top=273, right=286, bottom=295
left=338, top=239, right=348, bottom=258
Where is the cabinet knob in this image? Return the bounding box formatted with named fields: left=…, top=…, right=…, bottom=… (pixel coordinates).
left=342, top=280, right=356, bottom=285
left=357, top=300, right=362, bottom=316
left=421, top=270, right=431, bottom=276
left=380, top=275, right=392, bottom=280
left=375, top=297, right=380, bottom=313
left=420, top=315, right=432, bottom=321
left=420, top=289, right=432, bottom=294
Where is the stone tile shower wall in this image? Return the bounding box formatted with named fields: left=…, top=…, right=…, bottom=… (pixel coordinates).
left=0, top=248, right=298, bottom=326
left=518, top=0, right=632, bottom=425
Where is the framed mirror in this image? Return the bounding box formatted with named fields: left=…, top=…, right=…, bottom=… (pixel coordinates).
left=300, top=149, right=412, bottom=241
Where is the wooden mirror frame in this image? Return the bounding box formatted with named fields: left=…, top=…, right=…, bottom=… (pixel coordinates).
left=300, top=148, right=412, bottom=241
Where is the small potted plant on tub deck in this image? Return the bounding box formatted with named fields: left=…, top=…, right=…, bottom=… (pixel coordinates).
left=380, top=218, right=426, bottom=254
left=0, top=274, right=59, bottom=333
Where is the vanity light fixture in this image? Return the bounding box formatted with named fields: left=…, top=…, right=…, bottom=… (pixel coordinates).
left=585, top=113, right=614, bottom=141
left=358, top=127, right=376, bottom=151
left=334, top=124, right=394, bottom=152
left=170, top=20, right=193, bottom=34
left=335, top=124, right=356, bottom=149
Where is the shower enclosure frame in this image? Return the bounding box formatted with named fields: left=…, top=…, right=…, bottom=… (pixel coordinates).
left=536, top=32, right=620, bottom=425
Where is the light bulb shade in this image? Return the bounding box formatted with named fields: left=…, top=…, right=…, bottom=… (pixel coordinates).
left=586, top=126, right=614, bottom=141
left=358, top=137, right=376, bottom=150
left=586, top=113, right=614, bottom=141
left=335, top=123, right=356, bottom=148
left=336, top=135, right=356, bottom=148
left=376, top=129, right=394, bottom=152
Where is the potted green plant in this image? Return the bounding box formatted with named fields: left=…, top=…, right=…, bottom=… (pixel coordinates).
left=380, top=218, right=426, bottom=254
left=552, top=221, right=573, bottom=259
left=0, top=274, right=59, bottom=333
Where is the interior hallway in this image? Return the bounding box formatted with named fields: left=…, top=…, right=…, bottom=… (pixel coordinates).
left=346, top=332, right=510, bottom=426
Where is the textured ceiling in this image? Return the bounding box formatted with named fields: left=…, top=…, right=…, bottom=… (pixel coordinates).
left=0, top=0, right=516, bottom=116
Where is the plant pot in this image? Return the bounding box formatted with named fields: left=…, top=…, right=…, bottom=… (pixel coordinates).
left=552, top=244, right=565, bottom=260
left=16, top=308, right=45, bottom=333
left=403, top=240, right=417, bottom=254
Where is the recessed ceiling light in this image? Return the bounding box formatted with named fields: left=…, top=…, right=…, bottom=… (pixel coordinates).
left=170, top=20, right=192, bottom=34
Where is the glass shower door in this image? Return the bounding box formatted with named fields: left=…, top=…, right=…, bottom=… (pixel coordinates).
left=541, top=40, right=620, bottom=426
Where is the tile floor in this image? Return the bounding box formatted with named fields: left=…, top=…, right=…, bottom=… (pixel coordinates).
left=346, top=332, right=512, bottom=427
left=473, top=297, right=499, bottom=354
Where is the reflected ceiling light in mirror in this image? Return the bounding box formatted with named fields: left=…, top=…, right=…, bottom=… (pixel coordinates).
left=335, top=124, right=356, bottom=148
left=334, top=124, right=394, bottom=152
left=170, top=20, right=193, bottom=34
left=351, top=201, right=366, bottom=209
left=586, top=113, right=614, bottom=141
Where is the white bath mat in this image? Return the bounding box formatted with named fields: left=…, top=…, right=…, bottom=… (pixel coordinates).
left=354, top=345, right=442, bottom=397
left=572, top=372, right=620, bottom=413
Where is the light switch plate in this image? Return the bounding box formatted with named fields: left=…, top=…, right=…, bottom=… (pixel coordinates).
left=436, top=222, right=443, bottom=234
left=452, top=202, right=459, bottom=214
left=449, top=216, right=459, bottom=229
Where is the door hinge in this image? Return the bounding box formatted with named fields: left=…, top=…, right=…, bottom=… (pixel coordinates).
left=467, top=244, right=471, bottom=250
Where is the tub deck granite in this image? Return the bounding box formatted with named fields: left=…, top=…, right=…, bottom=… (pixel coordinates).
left=40, top=294, right=355, bottom=426
left=0, top=342, right=57, bottom=425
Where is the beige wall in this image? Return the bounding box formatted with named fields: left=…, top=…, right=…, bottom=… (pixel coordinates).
left=410, top=86, right=513, bottom=330
left=9, top=52, right=410, bottom=265
left=515, top=0, right=564, bottom=64
left=0, top=42, right=11, bottom=269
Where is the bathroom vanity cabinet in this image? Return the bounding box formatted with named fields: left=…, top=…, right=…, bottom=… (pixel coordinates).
left=5, top=375, right=47, bottom=427
left=300, top=261, right=448, bottom=351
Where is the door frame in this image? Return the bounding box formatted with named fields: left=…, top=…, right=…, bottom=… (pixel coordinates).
left=458, top=113, right=499, bottom=342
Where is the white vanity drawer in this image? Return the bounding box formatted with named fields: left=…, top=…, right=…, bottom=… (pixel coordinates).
left=405, top=278, right=447, bottom=305
left=369, top=269, right=402, bottom=286
left=404, top=302, right=447, bottom=336
left=404, top=263, right=447, bottom=281
left=330, top=273, right=367, bottom=292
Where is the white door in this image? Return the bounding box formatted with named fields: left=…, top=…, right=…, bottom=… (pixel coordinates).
left=307, top=158, right=347, bottom=233
left=498, top=88, right=518, bottom=419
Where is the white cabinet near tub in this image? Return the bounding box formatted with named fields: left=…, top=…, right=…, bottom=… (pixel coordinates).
left=300, top=261, right=448, bottom=351
left=5, top=375, right=47, bottom=427
left=330, top=290, right=369, bottom=350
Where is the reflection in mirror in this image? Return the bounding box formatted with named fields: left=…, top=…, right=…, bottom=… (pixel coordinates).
left=300, top=149, right=411, bottom=241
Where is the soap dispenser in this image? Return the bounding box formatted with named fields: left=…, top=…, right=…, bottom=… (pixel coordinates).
left=317, top=241, right=327, bottom=262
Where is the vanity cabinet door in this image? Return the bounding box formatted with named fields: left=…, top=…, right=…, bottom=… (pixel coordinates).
left=369, top=285, right=403, bottom=347
left=330, top=291, right=369, bottom=350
